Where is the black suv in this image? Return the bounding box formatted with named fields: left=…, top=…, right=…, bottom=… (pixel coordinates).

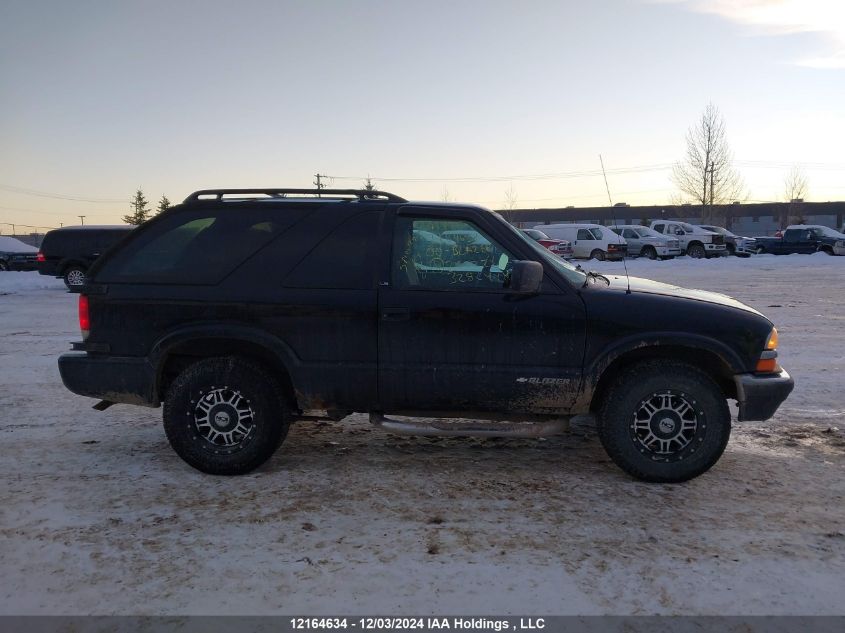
left=58, top=188, right=794, bottom=482
left=38, top=225, right=134, bottom=287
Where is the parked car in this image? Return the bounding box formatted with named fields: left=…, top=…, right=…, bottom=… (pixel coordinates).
left=754, top=225, right=845, bottom=256
left=37, top=225, right=134, bottom=287
left=538, top=223, right=627, bottom=260
left=0, top=236, right=38, bottom=271
left=697, top=225, right=756, bottom=257
left=608, top=225, right=680, bottom=260
left=58, top=187, right=793, bottom=483
left=520, top=228, right=574, bottom=259
left=650, top=221, right=726, bottom=258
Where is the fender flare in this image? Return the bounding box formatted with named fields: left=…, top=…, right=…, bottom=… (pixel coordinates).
left=149, top=322, right=301, bottom=398
left=577, top=332, right=746, bottom=410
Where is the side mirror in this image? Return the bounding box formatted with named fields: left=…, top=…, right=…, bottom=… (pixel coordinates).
left=507, top=260, right=543, bottom=294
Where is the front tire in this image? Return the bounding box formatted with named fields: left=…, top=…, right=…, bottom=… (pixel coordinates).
left=0, top=260, right=8, bottom=272
left=687, top=244, right=706, bottom=259
left=597, top=361, right=731, bottom=483
left=642, top=246, right=657, bottom=260
left=163, top=357, right=291, bottom=475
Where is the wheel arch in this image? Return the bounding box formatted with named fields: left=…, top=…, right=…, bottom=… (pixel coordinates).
left=151, top=325, right=300, bottom=409
left=583, top=337, right=741, bottom=413
left=57, top=258, right=88, bottom=276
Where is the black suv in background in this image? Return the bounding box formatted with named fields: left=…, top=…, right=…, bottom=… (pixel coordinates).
left=38, top=225, right=134, bottom=287
left=58, top=189, right=794, bottom=482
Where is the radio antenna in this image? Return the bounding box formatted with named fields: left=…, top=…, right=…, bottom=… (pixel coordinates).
left=599, top=154, right=631, bottom=295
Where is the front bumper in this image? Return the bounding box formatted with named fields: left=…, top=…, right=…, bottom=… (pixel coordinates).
left=734, top=369, right=794, bottom=421
left=704, top=243, right=727, bottom=255
left=58, top=352, right=159, bottom=407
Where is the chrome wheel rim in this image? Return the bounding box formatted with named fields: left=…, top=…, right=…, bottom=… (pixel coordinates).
left=66, top=269, right=86, bottom=286
left=631, top=390, right=701, bottom=459
left=193, top=387, right=255, bottom=447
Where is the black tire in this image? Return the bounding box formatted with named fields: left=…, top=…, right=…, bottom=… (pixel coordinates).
left=687, top=243, right=706, bottom=259
left=597, top=360, right=731, bottom=483
left=755, top=246, right=766, bottom=255
left=726, top=244, right=736, bottom=257
left=641, top=246, right=657, bottom=260
left=819, top=246, right=834, bottom=256
left=163, top=357, right=291, bottom=475
left=590, top=249, right=606, bottom=261
left=63, top=266, right=87, bottom=288
left=0, top=260, right=8, bottom=272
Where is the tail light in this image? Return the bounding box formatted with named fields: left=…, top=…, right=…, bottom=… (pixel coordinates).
left=79, top=295, right=90, bottom=339
left=36, top=252, right=45, bottom=262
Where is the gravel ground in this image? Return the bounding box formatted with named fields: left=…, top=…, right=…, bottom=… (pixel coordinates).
left=1, top=257, right=843, bottom=615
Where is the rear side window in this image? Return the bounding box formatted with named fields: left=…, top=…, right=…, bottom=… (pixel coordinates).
left=283, top=211, right=380, bottom=289
left=576, top=229, right=594, bottom=240
left=98, top=208, right=297, bottom=284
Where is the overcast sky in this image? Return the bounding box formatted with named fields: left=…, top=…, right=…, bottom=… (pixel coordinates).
left=1, top=0, right=843, bottom=229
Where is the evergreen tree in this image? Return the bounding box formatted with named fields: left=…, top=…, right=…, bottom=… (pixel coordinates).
left=156, top=195, right=171, bottom=215
left=122, top=189, right=150, bottom=225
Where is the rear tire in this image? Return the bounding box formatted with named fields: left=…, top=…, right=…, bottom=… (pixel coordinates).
left=590, top=249, right=606, bottom=261
left=0, top=260, right=8, bottom=272
left=163, top=357, right=290, bottom=475
left=63, top=266, right=87, bottom=288
left=597, top=360, right=731, bottom=483
left=687, top=243, right=706, bottom=259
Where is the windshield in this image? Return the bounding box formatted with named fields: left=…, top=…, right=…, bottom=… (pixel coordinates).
left=492, top=214, right=587, bottom=285
left=679, top=222, right=697, bottom=232
left=815, top=226, right=845, bottom=239
left=633, top=227, right=657, bottom=238
left=523, top=229, right=550, bottom=240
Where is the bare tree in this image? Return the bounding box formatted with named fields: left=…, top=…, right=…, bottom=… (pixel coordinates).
left=441, top=186, right=452, bottom=202
left=672, top=103, right=745, bottom=222
left=783, top=165, right=809, bottom=226
left=501, top=184, right=518, bottom=224
left=363, top=176, right=376, bottom=192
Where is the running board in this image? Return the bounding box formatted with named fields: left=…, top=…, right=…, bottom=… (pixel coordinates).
left=369, top=413, right=569, bottom=438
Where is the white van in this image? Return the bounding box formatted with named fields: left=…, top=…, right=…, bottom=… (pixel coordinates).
left=537, top=223, right=628, bottom=260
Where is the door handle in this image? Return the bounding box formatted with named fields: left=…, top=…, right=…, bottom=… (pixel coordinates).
left=381, top=307, right=410, bottom=322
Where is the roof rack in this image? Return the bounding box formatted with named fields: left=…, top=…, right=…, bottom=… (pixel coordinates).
left=183, top=188, right=407, bottom=203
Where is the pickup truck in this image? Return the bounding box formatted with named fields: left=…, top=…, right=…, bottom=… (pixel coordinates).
left=650, top=221, right=726, bottom=258
left=754, top=225, right=845, bottom=256
left=58, top=187, right=793, bottom=483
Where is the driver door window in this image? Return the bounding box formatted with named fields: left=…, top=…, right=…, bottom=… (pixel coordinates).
left=392, top=217, right=514, bottom=291
left=576, top=229, right=594, bottom=240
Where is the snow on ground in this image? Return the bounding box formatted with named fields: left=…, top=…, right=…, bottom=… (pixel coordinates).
left=1, top=258, right=843, bottom=616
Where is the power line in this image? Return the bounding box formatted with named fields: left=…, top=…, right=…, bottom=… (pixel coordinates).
left=325, top=163, right=676, bottom=183
left=0, top=183, right=124, bottom=203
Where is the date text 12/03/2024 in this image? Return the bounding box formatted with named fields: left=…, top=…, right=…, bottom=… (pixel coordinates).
left=290, top=618, right=546, bottom=631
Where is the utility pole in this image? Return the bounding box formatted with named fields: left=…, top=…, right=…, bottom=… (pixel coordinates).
left=313, top=173, right=326, bottom=197
left=78, top=215, right=86, bottom=225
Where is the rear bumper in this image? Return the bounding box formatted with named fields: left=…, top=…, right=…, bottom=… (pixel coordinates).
left=58, top=352, right=159, bottom=407
left=734, top=369, right=794, bottom=422
left=4, top=261, right=38, bottom=271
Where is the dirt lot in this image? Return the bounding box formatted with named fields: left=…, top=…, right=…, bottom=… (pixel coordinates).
left=1, top=256, right=843, bottom=615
